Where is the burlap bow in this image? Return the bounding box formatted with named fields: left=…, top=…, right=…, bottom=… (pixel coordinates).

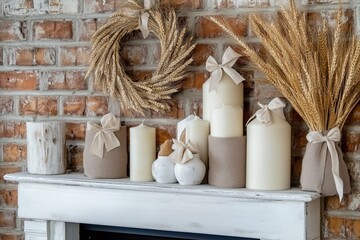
left=206, top=47, right=245, bottom=92
left=122, top=0, right=153, bottom=39
left=306, top=127, right=344, bottom=200
left=87, top=113, right=121, bottom=158
left=169, top=139, right=199, bottom=164
left=246, top=97, right=286, bottom=125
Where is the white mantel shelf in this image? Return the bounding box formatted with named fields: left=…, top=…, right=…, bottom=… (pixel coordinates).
left=5, top=172, right=321, bottom=240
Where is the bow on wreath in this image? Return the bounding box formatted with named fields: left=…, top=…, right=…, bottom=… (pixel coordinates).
left=246, top=97, right=286, bottom=125
left=169, top=139, right=199, bottom=164
left=306, top=127, right=344, bottom=201
left=122, top=0, right=154, bottom=39
left=206, top=46, right=245, bottom=92
left=87, top=113, right=121, bottom=158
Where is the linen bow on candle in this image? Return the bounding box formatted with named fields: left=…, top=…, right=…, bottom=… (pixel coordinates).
left=246, top=97, right=286, bottom=125
left=87, top=113, right=121, bottom=158
left=206, top=46, right=245, bottom=92
left=306, top=127, right=344, bottom=201
left=169, top=139, right=199, bottom=164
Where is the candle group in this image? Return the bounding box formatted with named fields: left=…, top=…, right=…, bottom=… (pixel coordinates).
left=130, top=122, right=156, bottom=182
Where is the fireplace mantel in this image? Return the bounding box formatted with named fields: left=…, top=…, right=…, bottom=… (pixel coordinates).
left=5, top=172, right=321, bottom=240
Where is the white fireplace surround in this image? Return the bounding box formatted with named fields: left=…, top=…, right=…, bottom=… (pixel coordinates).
left=5, top=172, right=320, bottom=240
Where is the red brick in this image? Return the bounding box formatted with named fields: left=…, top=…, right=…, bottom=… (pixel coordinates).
left=196, top=16, right=247, bottom=38
left=78, top=19, right=97, bottom=41
left=33, top=20, right=73, bottom=40
left=0, top=21, right=26, bottom=41
left=48, top=71, right=86, bottom=90
left=85, top=0, right=115, bottom=13
left=346, top=103, right=360, bottom=124
left=155, top=124, right=176, bottom=147
left=34, top=48, right=56, bottom=65
left=2, top=122, right=26, bottom=139
left=193, top=44, right=217, bottom=66
left=66, top=123, right=85, bottom=141
left=292, top=129, right=308, bottom=152
left=182, top=73, right=194, bottom=90
left=0, top=71, right=38, bottom=90
left=0, top=188, right=18, bottom=208
left=63, top=96, right=86, bottom=116
left=0, top=166, right=22, bottom=183
left=291, top=156, right=302, bottom=186
left=60, top=47, right=91, bottom=66
left=121, top=45, right=147, bottom=66
left=3, top=144, right=26, bottom=162
left=0, top=97, right=14, bottom=114
left=68, top=145, right=83, bottom=172
left=86, top=96, right=108, bottom=116
left=20, top=96, right=58, bottom=116
left=151, top=99, right=185, bottom=119
left=11, top=48, right=33, bottom=66
left=194, top=72, right=207, bottom=90
left=160, top=0, right=203, bottom=9
left=0, top=210, right=16, bottom=228
left=0, top=234, right=23, bottom=240
left=325, top=189, right=360, bottom=211
left=342, top=131, right=360, bottom=153
left=324, top=216, right=347, bottom=238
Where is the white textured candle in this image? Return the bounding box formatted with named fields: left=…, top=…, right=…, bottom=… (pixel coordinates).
left=246, top=113, right=291, bottom=190
left=130, top=123, right=156, bottom=182
left=186, top=116, right=210, bottom=171
left=210, top=105, right=243, bottom=137
left=202, top=73, right=243, bottom=122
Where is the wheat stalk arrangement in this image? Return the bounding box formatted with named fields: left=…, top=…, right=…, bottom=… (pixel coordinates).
left=86, top=0, right=196, bottom=116
left=210, top=0, right=360, bottom=131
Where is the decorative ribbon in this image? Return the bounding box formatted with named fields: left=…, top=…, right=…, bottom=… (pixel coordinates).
left=169, top=139, right=199, bottom=164
left=246, top=97, right=286, bottom=125
left=138, top=0, right=154, bottom=39
left=206, top=46, right=245, bottom=92
left=306, top=127, right=343, bottom=201
left=87, top=113, right=121, bottom=158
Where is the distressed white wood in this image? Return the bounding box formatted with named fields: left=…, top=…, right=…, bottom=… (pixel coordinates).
left=24, top=220, right=79, bottom=240
left=6, top=172, right=321, bottom=240
left=26, top=122, right=66, bottom=174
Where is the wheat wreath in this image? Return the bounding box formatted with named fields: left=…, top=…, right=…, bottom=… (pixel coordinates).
left=86, top=0, right=195, bottom=116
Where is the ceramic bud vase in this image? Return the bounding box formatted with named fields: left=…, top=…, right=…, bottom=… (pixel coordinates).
left=174, top=154, right=205, bottom=185
left=152, top=156, right=177, bottom=184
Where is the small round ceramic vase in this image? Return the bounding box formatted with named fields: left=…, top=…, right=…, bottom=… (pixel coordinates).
left=174, top=154, right=205, bottom=185
left=152, top=156, right=177, bottom=184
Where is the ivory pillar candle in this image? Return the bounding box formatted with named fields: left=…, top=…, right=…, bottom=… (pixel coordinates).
left=210, top=105, right=243, bottom=137
left=130, top=122, right=156, bottom=181
left=186, top=116, right=210, bottom=170
left=202, top=73, right=243, bottom=122
left=246, top=112, right=291, bottom=190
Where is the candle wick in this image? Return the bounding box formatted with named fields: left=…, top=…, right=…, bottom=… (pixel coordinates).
left=193, top=112, right=197, bottom=117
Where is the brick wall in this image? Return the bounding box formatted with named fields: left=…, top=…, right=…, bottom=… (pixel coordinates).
left=0, top=0, right=359, bottom=239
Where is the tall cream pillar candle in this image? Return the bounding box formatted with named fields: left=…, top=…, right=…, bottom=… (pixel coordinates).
left=130, top=122, right=156, bottom=182
left=210, top=105, right=243, bottom=137
left=246, top=112, right=291, bottom=190
left=186, top=116, right=210, bottom=171
left=202, top=73, right=243, bottom=122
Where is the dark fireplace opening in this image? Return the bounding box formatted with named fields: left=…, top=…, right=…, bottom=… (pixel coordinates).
left=80, top=224, right=258, bottom=240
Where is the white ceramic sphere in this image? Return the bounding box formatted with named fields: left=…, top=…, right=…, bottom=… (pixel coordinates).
left=152, top=156, right=177, bottom=184
left=174, top=154, right=205, bottom=185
